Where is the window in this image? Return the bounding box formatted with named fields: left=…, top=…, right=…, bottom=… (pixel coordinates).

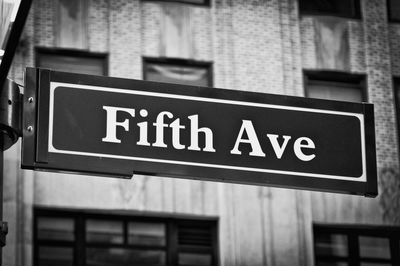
left=36, top=48, right=108, bottom=76
left=314, top=224, right=400, bottom=266
left=34, top=208, right=218, bottom=266
left=55, top=0, right=88, bottom=49
left=388, top=0, right=400, bottom=22
left=304, top=70, right=366, bottom=103
left=141, top=0, right=210, bottom=7
left=299, top=0, right=361, bottom=19
left=393, top=77, right=400, bottom=148
left=143, top=58, right=212, bottom=87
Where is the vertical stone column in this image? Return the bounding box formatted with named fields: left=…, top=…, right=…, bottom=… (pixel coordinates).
left=212, top=0, right=236, bottom=90
left=88, top=0, right=110, bottom=53
left=34, top=0, right=56, bottom=47
left=109, top=0, right=142, bottom=79
left=280, top=1, right=314, bottom=265
left=17, top=7, right=36, bottom=266
left=211, top=1, right=236, bottom=265
left=279, top=0, right=304, bottom=97
left=4, top=3, right=36, bottom=265
left=363, top=0, right=400, bottom=223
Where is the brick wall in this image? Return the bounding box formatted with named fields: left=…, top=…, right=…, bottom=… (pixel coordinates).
left=88, top=0, right=109, bottom=53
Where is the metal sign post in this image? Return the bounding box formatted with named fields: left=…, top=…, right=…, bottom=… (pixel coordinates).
left=0, top=79, right=21, bottom=264
left=22, top=68, right=378, bottom=197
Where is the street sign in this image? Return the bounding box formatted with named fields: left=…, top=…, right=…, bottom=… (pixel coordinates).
left=22, top=68, right=377, bottom=197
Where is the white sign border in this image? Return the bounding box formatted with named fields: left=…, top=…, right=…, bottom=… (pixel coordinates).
left=48, top=82, right=367, bottom=182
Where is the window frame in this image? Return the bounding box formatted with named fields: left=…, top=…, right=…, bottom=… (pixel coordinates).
left=298, top=0, right=362, bottom=19
left=143, top=57, right=213, bottom=87
left=303, top=70, right=368, bottom=103
left=35, top=47, right=109, bottom=76
left=34, top=207, right=219, bottom=266
left=141, top=0, right=211, bottom=7
left=314, top=223, right=400, bottom=266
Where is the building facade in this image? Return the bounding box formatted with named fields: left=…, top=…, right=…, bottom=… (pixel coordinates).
left=3, top=0, right=400, bottom=265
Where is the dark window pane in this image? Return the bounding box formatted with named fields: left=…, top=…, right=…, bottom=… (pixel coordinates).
left=39, top=246, right=73, bottom=266
left=396, top=78, right=400, bottom=151
left=37, top=51, right=106, bottom=75
left=359, top=236, right=391, bottom=259
left=389, top=0, right=400, bottom=21
left=305, top=72, right=365, bottom=103
left=299, top=0, right=359, bottom=18
left=178, top=223, right=213, bottom=247
left=86, top=219, right=123, bottom=244
left=37, top=217, right=74, bottom=241
left=179, top=253, right=212, bottom=266
left=128, top=222, right=166, bottom=246
left=145, top=62, right=210, bottom=87
left=143, top=0, right=208, bottom=5
left=317, top=262, right=348, bottom=266
left=360, top=263, right=391, bottom=266
left=307, top=81, right=363, bottom=102
left=86, top=248, right=166, bottom=266
left=315, top=233, right=348, bottom=257
left=179, top=0, right=206, bottom=4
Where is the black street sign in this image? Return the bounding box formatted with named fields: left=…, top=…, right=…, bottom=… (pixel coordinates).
left=22, top=68, right=377, bottom=197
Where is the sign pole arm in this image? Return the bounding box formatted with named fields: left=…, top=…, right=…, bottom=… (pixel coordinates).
left=0, top=79, right=22, bottom=264
left=0, top=138, right=4, bottom=266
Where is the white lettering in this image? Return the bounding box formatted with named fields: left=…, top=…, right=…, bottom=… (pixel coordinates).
left=137, top=109, right=150, bottom=146
left=267, top=134, right=291, bottom=159
left=152, top=111, right=173, bottom=148
left=101, top=106, right=317, bottom=162
left=102, top=106, right=135, bottom=143
left=293, top=137, right=316, bottom=161
left=170, top=118, right=186, bottom=150
left=230, top=120, right=266, bottom=157
left=188, top=115, right=216, bottom=152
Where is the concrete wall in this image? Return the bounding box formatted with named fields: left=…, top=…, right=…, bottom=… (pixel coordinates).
left=2, top=0, right=400, bottom=265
